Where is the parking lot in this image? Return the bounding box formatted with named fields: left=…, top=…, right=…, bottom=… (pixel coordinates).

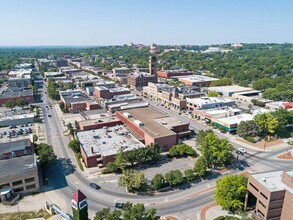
left=0, top=124, right=33, bottom=143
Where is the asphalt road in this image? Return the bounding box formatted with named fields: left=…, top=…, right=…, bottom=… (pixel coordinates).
left=39, top=85, right=293, bottom=217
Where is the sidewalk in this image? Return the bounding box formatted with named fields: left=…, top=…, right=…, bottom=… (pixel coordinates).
left=200, top=202, right=240, bottom=220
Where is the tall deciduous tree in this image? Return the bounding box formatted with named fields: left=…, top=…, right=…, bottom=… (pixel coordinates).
left=37, top=143, right=57, bottom=167
left=237, top=120, right=259, bottom=138
left=119, top=170, right=146, bottom=192
left=151, top=174, right=165, bottom=190
left=164, top=170, right=184, bottom=187
left=194, top=156, right=208, bottom=177
left=68, top=139, right=80, bottom=153
left=215, top=175, right=248, bottom=212
left=254, top=113, right=279, bottom=136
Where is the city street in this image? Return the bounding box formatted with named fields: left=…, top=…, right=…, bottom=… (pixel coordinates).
left=36, top=84, right=293, bottom=219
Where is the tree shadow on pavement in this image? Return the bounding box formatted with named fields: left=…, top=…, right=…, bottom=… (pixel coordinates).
left=41, top=158, right=76, bottom=192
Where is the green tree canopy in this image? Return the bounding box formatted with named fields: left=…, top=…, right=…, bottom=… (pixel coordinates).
left=151, top=173, right=165, bottom=190
left=94, top=208, right=121, bottom=220
left=237, top=120, right=259, bottom=138
left=68, top=139, right=80, bottom=153
left=208, top=91, right=219, bottom=97
left=119, top=170, right=147, bottom=192
left=36, top=143, right=57, bottom=167
left=5, top=100, right=15, bottom=109
left=215, top=175, right=248, bottom=212
left=168, top=144, right=196, bottom=157
left=254, top=113, right=279, bottom=136
left=194, top=156, right=208, bottom=177
left=199, top=131, right=233, bottom=168
left=184, top=169, right=196, bottom=182
left=164, top=170, right=184, bottom=187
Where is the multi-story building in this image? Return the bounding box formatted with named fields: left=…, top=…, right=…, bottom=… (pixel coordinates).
left=8, top=69, right=32, bottom=88
left=116, top=107, right=191, bottom=150
left=100, top=94, right=139, bottom=108
left=149, top=55, right=157, bottom=75
left=60, top=90, right=99, bottom=113
left=157, top=69, right=193, bottom=78
left=112, top=67, right=130, bottom=78
left=127, top=72, right=157, bottom=88
left=0, top=139, right=39, bottom=198
left=143, top=83, right=203, bottom=110
left=77, top=126, right=145, bottom=167
left=245, top=170, right=293, bottom=220
left=0, top=88, right=34, bottom=106
left=8, top=78, right=32, bottom=88
left=54, top=59, right=68, bottom=67
left=175, top=75, right=219, bottom=87
left=186, top=97, right=235, bottom=111
left=94, top=86, right=130, bottom=104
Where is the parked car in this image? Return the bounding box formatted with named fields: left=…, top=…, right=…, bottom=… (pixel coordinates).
left=115, top=202, right=125, bottom=209
left=48, top=114, right=52, bottom=117
left=89, top=183, right=101, bottom=190
left=237, top=147, right=246, bottom=154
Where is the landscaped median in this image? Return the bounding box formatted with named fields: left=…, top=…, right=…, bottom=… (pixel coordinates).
left=0, top=209, right=51, bottom=220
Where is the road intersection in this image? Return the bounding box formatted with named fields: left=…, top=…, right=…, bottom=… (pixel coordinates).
left=40, top=85, right=293, bottom=218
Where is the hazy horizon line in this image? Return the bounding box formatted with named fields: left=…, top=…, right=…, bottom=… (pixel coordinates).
left=0, top=42, right=292, bottom=49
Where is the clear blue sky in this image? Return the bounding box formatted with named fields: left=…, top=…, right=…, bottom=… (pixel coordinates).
left=0, top=0, right=292, bottom=46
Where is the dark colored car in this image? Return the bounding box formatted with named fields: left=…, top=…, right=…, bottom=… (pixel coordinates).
left=48, top=114, right=52, bottom=117
left=115, top=202, right=125, bottom=209
left=90, top=183, right=101, bottom=190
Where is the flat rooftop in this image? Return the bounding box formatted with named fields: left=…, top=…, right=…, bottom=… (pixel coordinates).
left=0, top=154, right=37, bottom=178
left=0, top=89, right=33, bottom=98
left=251, top=170, right=293, bottom=193
left=175, top=75, right=219, bottom=82
left=79, top=114, right=119, bottom=127
left=207, top=85, right=254, bottom=93
left=128, top=72, right=157, bottom=78
left=77, top=125, right=145, bottom=157
left=153, top=117, right=188, bottom=130
left=118, top=107, right=186, bottom=138
left=187, top=97, right=232, bottom=105
left=202, top=107, right=241, bottom=115
left=0, top=139, right=31, bottom=155
left=216, top=113, right=253, bottom=125
left=0, top=113, right=34, bottom=121
left=60, top=90, right=92, bottom=103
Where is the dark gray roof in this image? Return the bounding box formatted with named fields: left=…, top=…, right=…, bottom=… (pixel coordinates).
left=0, top=139, right=31, bottom=154
left=60, top=92, right=92, bottom=103
left=0, top=154, right=37, bottom=178
left=0, top=89, right=33, bottom=98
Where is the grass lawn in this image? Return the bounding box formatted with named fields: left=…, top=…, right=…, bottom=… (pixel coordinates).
left=75, top=153, right=84, bottom=171
left=0, top=209, right=51, bottom=220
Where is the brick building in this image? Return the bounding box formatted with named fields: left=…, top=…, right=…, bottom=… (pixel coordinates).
left=94, top=86, right=130, bottom=104
left=76, top=126, right=145, bottom=168
left=157, top=69, right=193, bottom=78
left=60, top=90, right=99, bottom=113
left=0, top=88, right=34, bottom=106
left=0, top=139, right=39, bottom=196
left=79, top=114, right=123, bottom=131
left=116, top=107, right=191, bottom=150
left=127, top=72, right=157, bottom=88
left=245, top=170, right=293, bottom=220
left=143, top=82, right=203, bottom=110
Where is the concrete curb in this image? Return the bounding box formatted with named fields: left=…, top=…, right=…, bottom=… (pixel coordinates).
left=200, top=201, right=217, bottom=220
